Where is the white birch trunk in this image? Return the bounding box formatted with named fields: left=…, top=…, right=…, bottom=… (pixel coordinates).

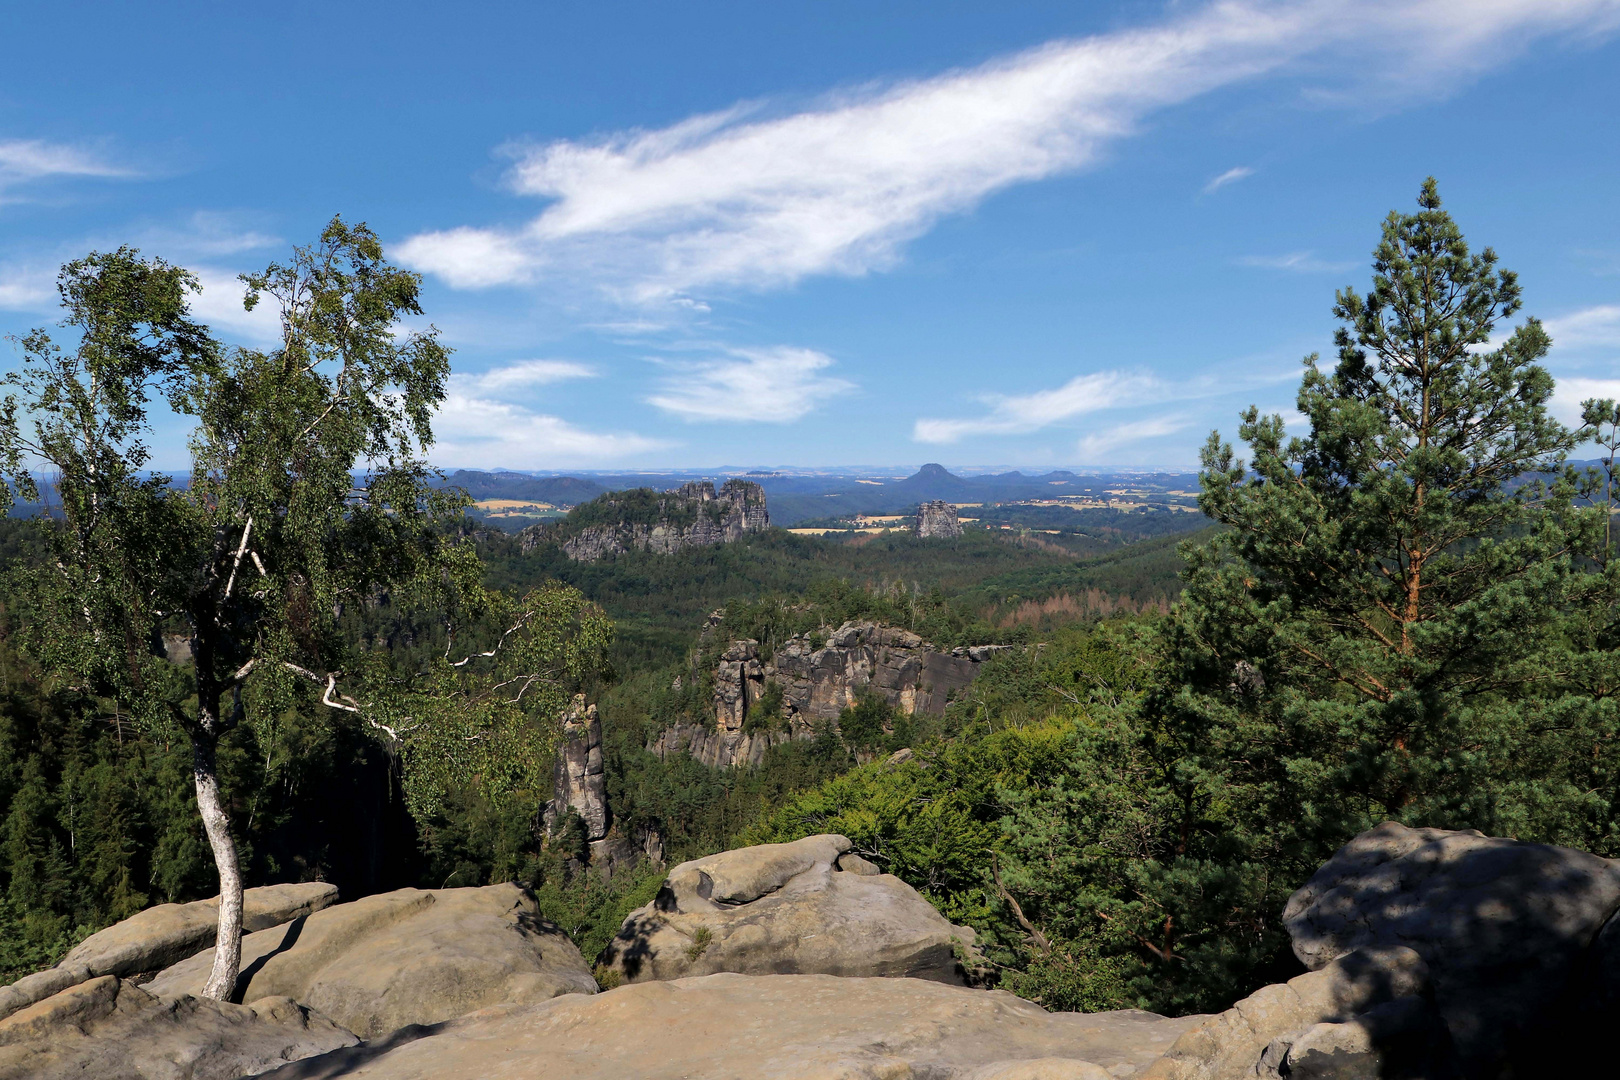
left=193, top=737, right=244, bottom=1001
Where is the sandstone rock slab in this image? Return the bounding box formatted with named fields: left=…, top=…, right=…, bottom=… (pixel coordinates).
left=261, top=972, right=1202, bottom=1080
left=598, top=834, right=977, bottom=984
left=147, top=884, right=596, bottom=1039
left=0, top=882, right=339, bottom=1023
left=1282, top=821, right=1620, bottom=1076
left=1141, top=947, right=1442, bottom=1080
left=0, top=974, right=356, bottom=1080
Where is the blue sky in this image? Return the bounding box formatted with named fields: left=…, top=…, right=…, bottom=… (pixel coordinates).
left=4, top=0, right=1619, bottom=472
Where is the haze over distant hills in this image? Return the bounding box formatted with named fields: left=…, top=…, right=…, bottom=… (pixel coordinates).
left=437, top=463, right=1205, bottom=528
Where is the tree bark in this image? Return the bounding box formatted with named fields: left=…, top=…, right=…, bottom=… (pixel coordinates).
left=193, top=734, right=243, bottom=1001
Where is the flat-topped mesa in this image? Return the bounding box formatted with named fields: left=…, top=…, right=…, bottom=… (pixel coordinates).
left=915, top=500, right=962, bottom=538
left=524, top=479, right=769, bottom=561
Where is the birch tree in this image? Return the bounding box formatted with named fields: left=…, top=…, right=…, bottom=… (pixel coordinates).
left=0, top=218, right=610, bottom=1000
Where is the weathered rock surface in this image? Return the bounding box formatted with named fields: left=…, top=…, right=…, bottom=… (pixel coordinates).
left=652, top=620, right=1006, bottom=768
left=525, top=480, right=769, bottom=561
left=261, top=973, right=1202, bottom=1080
left=1141, top=946, right=1453, bottom=1080
left=0, top=882, right=338, bottom=1022
left=1282, top=821, right=1620, bottom=1076
left=0, top=974, right=356, bottom=1080
left=147, top=884, right=595, bottom=1039
left=917, top=499, right=964, bottom=538
left=597, top=834, right=978, bottom=984
left=541, top=694, right=607, bottom=843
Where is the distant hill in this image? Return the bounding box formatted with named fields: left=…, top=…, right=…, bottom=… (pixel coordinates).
left=764, top=463, right=1203, bottom=526
left=436, top=471, right=607, bottom=508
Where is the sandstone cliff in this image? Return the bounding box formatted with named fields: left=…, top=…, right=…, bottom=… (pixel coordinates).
left=522, top=480, right=769, bottom=561
left=650, top=621, right=1008, bottom=768
left=542, top=695, right=608, bottom=843
left=915, top=499, right=963, bottom=538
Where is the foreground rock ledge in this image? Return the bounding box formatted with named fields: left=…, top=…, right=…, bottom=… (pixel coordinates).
left=598, top=833, right=980, bottom=983
left=0, top=974, right=356, bottom=1080
left=263, top=972, right=1202, bottom=1080
left=0, top=882, right=338, bottom=1024
left=147, top=883, right=596, bottom=1039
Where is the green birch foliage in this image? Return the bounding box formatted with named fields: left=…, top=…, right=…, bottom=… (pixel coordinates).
left=0, top=219, right=615, bottom=906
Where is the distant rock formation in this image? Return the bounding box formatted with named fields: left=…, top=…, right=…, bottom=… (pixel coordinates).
left=915, top=500, right=962, bottom=538
left=650, top=621, right=1009, bottom=769
left=522, top=480, right=769, bottom=561
left=542, top=695, right=608, bottom=844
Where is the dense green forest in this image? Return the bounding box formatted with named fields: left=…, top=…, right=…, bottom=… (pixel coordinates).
left=4, top=183, right=1619, bottom=1021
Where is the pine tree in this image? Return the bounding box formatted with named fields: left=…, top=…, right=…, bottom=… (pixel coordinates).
left=1107, top=179, right=1620, bottom=1006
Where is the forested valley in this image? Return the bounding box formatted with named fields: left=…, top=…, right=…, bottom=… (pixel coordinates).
left=3, top=183, right=1620, bottom=1022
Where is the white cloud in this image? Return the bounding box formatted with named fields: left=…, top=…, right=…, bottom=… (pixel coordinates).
left=395, top=226, right=534, bottom=288
left=458, top=359, right=597, bottom=393
left=1204, top=166, right=1254, bottom=193
left=645, top=346, right=854, bottom=422
left=187, top=268, right=284, bottom=344
left=0, top=265, right=56, bottom=311
left=430, top=390, right=669, bottom=468
left=1545, top=304, right=1620, bottom=351
left=1078, top=415, right=1193, bottom=460
left=914, top=370, right=1164, bottom=444
left=138, top=211, right=280, bottom=258
left=1237, top=251, right=1357, bottom=273
left=1553, top=377, right=1620, bottom=428
left=0, top=140, right=130, bottom=193
left=399, top=0, right=1620, bottom=303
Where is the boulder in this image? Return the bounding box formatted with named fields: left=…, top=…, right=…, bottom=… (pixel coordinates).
left=1141, top=947, right=1450, bottom=1080
left=146, top=884, right=596, bottom=1039
left=0, top=974, right=356, bottom=1080
left=260, top=972, right=1202, bottom=1080
left=597, top=834, right=978, bottom=984
left=0, top=882, right=338, bottom=1022
left=1281, top=822, right=1620, bottom=1075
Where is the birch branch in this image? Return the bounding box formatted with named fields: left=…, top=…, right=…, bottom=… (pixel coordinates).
left=223, top=516, right=253, bottom=599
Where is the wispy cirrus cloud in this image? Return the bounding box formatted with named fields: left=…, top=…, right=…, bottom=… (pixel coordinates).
left=1204, top=166, right=1254, bottom=193
left=136, top=211, right=281, bottom=259
left=646, top=346, right=854, bottom=423
left=0, top=139, right=134, bottom=204
left=398, top=0, right=1620, bottom=304
left=1545, top=303, right=1620, bottom=351
left=0, top=265, right=56, bottom=311
left=1237, top=251, right=1357, bottom=273
left=1078, top=414, right=1194, bottom=460
left=457, top=359, right=597, bottom=393
left=914, top=371, right=1164, bottom=444
left=430, top=390, right=670, bottom=469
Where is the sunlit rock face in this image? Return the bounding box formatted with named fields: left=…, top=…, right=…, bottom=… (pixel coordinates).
left=524, top=480, right=770, bottom=561
left=543, top=694, right=608, bottom=843
left=915, top=499, right=963, bottom=538
left=650, top=621, right=1008, bottom=769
